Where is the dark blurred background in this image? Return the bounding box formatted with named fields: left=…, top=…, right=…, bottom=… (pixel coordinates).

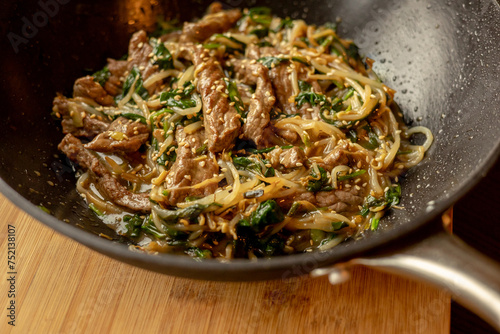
left=451, top=158, right=500, bottom=334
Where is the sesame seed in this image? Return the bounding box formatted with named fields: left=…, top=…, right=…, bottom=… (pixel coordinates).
left=184, top=175, right=192, bottom=180
left=200, top=161, right=206, bottom=167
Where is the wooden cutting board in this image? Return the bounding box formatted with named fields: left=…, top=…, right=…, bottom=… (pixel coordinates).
left=0, top=194, right=450, bottom=333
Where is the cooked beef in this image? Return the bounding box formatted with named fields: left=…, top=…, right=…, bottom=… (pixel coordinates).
left=279, top=147, right=306, bottom=168
left=181, top=45, right=241, bottom=152
left=84, top=117, right=149, bottom=153
left=53, top=95, right=110, bottom=139
left=232, top=59, right=275, bottom=147
left=104, top=59, right=128, bottom=96
left=179, top=7, right=241, bottom=43
left=279, top=186, right=363, bottom=214
left=163, top=127, right=219, bottom=205
left=269, top=63, right=298, bottom=116
left=73, top=76, right=115, bottom=106
left=127, top=30, right=159, bottom=94
left=58, top=134, right=150, bottom=212
left=316, top=188, right=364, bottom=213
left=318, top=141, right=368, bottom=171
left=61, top=117, right=109, bottom=139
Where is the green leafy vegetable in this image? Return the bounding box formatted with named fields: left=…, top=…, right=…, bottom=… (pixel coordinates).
left=248, top=7, right=272, bottom=26
left=151, top=38, right=173, bottom=70
left=159, top=83, right=197, bottom=110
left=258, top=56, right=286, bottom=69
left=89, top=203, right=104, bottom=216
left=123, top=214, right=143, bottom=237
left=250, top=27, right=269, bottom=38
left=306, top=166, right=331, bottom=192
left=141, top=216, right=167, bottom=239
left=243, top=200, right=284, bottom=233
left=120, top=113, right=147, bottom=124
left=92, top=66, right=110, bottom=87
left=224, top=78, right=245, bottom=116
left=154, top=203, right=216, bottom=224
left=337, top=169, right=366, bottom=181
left=273, top=17, right=294, bottom=32
left=118, top=66, right=149, bottom=101
left=156, top=147, right=177, bottom=166
left=370, top=217, right=380, bottom=231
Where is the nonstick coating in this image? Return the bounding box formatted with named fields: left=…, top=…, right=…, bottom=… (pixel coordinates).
left=0, top=0, right=499, bottom=281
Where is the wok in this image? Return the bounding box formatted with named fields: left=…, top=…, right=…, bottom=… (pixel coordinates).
left=1, top=0, right=500, bottom=329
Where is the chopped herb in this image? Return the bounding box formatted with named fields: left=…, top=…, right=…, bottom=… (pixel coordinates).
left=203, top=43, right=221, bottom=49
left=337, top=169, right=366, bottom=181
left=343, top=88, right=355, bottom=100
left=287, top=202, right=301, bottom=216
left=38, top=205, right=50, bottom=214
left=123, top=214, right=143, bottom=237
left=310, top=229, right=326, bottom=243
left=186, top=247, right=212, bottom=259
left=89, top=203, right=104, bottom=216
left=370, top=217, right=380, bottom=231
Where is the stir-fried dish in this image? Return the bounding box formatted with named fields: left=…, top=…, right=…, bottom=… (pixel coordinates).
left=53, top=3, right=433, bottom=260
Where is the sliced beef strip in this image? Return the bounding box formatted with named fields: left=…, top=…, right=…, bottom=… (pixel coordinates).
left=181, top=44, right=241, bottom=152
left=278, top=186, right=364, bottom=214
left=53, top=95, right=110, bottom=139
left=163, top=127, right=219, bottom=205
left=127, top=30, right=159, bottom=94
left=315, top=187, right=364, bottom=213
left=318, top=141, right=369, bottom=172
left=269, top=63, right=298, bottom=116
left=58, top=133, right=150, bottom=212
left=84, top=117, right=149, bottom=153
left=231, top=59, right=276, bottom=147
left=179, top=7, right=242, bottom=43
left=104, top=59, right=128, bottom=96
left=73, top=76, right=115, bottom=106
left=279, top=147, right=306, bottom=168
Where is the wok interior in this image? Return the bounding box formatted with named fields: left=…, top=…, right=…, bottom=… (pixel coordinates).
left=0, top=0, right=499, bottom=279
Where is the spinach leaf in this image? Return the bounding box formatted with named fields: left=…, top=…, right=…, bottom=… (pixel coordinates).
left=118, top=66, right=149, bottom=101
left=242, top=200, right=284, bottom=233
left=154, top=203, right=214, bottom=224
left=151, top=38, right=173, bottom=70
left=306, top=166, right=330, bottom=192
left=159, top=83, right=197, bottom=110
left=92, top=66, right=110, bottom=87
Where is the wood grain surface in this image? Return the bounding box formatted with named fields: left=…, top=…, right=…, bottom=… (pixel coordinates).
left=0, top=194, right=450, bottom=334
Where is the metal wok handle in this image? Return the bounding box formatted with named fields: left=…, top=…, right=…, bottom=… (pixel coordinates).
left=312, top=230, right=500, bottom=331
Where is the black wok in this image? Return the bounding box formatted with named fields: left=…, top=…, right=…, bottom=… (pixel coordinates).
left=1, top=0, right=500, bottom=329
